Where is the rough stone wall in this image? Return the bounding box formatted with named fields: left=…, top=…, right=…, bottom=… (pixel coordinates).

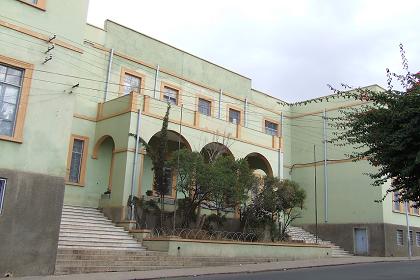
left=0, top=169, right=64, bottom=277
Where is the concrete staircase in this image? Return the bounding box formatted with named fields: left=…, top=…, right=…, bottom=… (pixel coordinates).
left=286, top=226, right=352, bottom=257
left=58, top=205, right=145, bottom=251
left=56, top=205, right=281, bottom=275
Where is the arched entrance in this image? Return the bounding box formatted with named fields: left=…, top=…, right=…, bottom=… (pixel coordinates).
left=141, top=130, right=192, bottom=197
left=245, top=152, right=273, bottom=177
left=92, top=135, right=116, bottom=193
left=200, top=142, right=233, bottom=163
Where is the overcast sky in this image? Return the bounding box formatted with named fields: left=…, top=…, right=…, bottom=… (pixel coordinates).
left=87, top=0, right=420, bottom=102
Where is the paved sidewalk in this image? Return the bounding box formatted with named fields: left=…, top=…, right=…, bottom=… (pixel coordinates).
left=4, top=256, right=419, bottom=280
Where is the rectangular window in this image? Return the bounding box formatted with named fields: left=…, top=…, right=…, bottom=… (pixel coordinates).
left=123, top=73, right=141, bottom=95
left=416, top=232, right=420, bottom=247
left=67, top=136, right=88, bottom=185
left=393, top=192, right=400, bottom=212
left=0, top=64, right=24, bottom=137
left=229, top=108, right=241, bottom=124
left=154, top=167, right=173, bottom=196
left=17, top=0, right=46, bottom=10
left=265, top=120, right=278, bottom=136
left=198, top=98, right=211, bottom=116
left=413, top=206, right=419, bottom=216
left=163, top=86, right=178, bottom=105
left=0, top=178, right=6, bottom=215
left=410, top=230, right=414, bottom=245
left=397, top=229, right=404, bottom=246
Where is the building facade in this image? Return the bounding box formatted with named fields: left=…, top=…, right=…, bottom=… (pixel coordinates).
left=0, top=0, right=419, bottom=276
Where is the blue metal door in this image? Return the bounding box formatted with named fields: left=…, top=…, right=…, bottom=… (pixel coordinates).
left=354, top=228, right=368, bottom=255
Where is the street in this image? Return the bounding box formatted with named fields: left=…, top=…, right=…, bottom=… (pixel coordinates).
left=170, top=260, right=420, bottom=280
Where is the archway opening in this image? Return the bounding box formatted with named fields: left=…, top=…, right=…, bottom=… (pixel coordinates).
left=92, top=135, right=115, bottom=193
left=200, top=142, right=233, bottom=163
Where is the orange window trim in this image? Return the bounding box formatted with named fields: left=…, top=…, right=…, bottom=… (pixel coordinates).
left=119, top=67, right=146, bottom=96
left=196, top=94, right=215, bottom=117
left=66, top=135, right=89, bottom=187
left=160, top=82, right=182, bottom=106
left=17, top=0, right=46, bottom=11
left=0, top=54, right=33, bottom=143
left=263, top=117, right=280, bottom=137
left=226, top=105, right=244, bottom=126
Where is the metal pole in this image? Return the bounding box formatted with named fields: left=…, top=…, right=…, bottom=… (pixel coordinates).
left=323, top=109, right=328, bottom=223
left=130, top=109, right=142, bottom=220
left=314, top=145, right=318, bottom=243
left=405, top=201, right=412, bottom=259
left=279, top=112, right=284, bottom=179
left=173, top=105, right=183, bottom=230
left=153, top=65, right=160, bottom=99
left=218, top=89, right=223, bottom=119
left=104, top=48, right=114, bottom=102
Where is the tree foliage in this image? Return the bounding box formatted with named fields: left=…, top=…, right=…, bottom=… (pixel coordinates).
left=331, top=47, right=420, bottom=204
left=169, top=149, right=256, bottom=227
left=241, top=177, right=306, bottom=240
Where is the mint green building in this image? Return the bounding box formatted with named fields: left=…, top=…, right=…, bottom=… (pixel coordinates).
left=0, top=0, right=419, bottom=275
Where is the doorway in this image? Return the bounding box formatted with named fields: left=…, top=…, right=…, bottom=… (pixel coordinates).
left=354, top=228, right=368, bottom=255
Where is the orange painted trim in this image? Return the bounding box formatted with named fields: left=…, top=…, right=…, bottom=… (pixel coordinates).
left=0, top=19, right=83, bottom=54
left=262, top=117, right=280, bottom=136
left=142, top=111, right=277, bottom=151
left=196, top=94, right=215, bottom=117
left=143, top=95, right=150, bottom=113
left=194, top=111, right=200, bottom=127
left=65, top=134, right=89, bottom=186
left=73, top=113, right=96, bottom=122
left=226, top=105, right=244, bottom=126
left=0, top=54, right=33, bottom=143
left=119, top=67, right=146, bottom=96
left=160, top=82, right=182, bottom=106
left=17, top=0, right=46, bottom=10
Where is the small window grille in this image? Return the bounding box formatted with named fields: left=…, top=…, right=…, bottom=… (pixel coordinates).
left=396, top=230, right=404, bottom=246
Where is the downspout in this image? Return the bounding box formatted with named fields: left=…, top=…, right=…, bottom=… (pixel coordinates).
left=218, top=89, right=223, bottom=119
left=278, top=112, right=284, bottom=179
left=130, top=109, right=142, bottom=220
left=153, top=65, right=160, bottom=99
left=244, top=98, right=248, bottom=127
left=104, top=48, right=114, bottom=102
left=323, top=109, right=328, bottom=223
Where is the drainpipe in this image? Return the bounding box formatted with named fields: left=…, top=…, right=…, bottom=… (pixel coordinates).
left=218, top=89, right=223, bottom=119
left=323, top=109, right=328, bottom=223
left=153, top=65, right=160, bottom=99
left=405, top=201, right=412, bottom=259
left=130, top=109, right=142, bottom=220
left=278, top=112, right=284, bottom=179
left=104, top=48, right=114, bottom=102
left=244, top=98, right=248, bottom=127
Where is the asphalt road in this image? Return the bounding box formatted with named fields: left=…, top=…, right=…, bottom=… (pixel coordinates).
left=170, top=260, right=420, bottom=280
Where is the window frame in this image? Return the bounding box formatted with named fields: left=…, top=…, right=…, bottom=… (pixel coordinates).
left=160, top=82, right=181, bottom=106
left=226, top=106, right=243, bottom=125
left=119, top=67, right=145, bottom=96
left=416, top=232, right=420, bottom=247
left=0, top=178, right=6, bottom=215
left=66, top=135, right=89, bottom=187
left=152, top=167, right=176, bottom=198
left=263, top=118, right=280, bottom=136
left=197, top=95, right=214, bottom=117
left=17, top=0, right=46, bottom=11
left=0, top=55, right=33, bottom=143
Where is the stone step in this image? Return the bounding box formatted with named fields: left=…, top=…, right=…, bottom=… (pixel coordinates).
left=61, top=216, right=112, bottom=223
left=58, top=240, right=143, bottom=249
left=59, top=224, right=126, bottom=232
left=57, top=248, right=164, bottom=256
left=59, top=235, right=138, bottom=243
left=58, top=245, right=146, bottom=251
left=60, top=220, right=121, bottom=229
left=55, top=265, right=199, bottom=275
left=59, top=231, right=130, bottom=238
left=62, top=208, right=107, bottom=216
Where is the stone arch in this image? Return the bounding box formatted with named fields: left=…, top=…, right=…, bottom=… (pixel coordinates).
left=245, top=152, right=273, bottom=177
left=200, top=142, right=234, bottom=163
